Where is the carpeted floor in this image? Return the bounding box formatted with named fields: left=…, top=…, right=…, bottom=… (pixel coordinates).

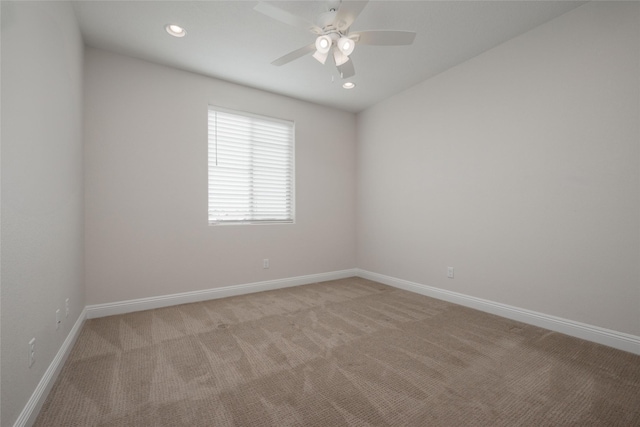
left=35, top=277, right=640, bottom=426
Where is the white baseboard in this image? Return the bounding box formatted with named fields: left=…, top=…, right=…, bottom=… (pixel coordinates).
left=16, top=268, right=638, bottom=426
left=356, top=269, right=640, bottom=355
left=13, top=308, right=87, bottom=427
left=86, top=269, right=358, bottom=319
left=16, top=270, right=356, bottom=425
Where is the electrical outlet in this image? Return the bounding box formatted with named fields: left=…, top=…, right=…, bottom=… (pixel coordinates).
left=447, top=267, right=454, bottom=279
left=29, top=338, right=36, bottom=368
left=65, top=298, right=70, bottom=318
left=56, top=309, right=61, bottom=330
left=263, top=259, right=269, bottom=269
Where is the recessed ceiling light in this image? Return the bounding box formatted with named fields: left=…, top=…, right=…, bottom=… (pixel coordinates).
left=165, top=24, right=186, bottom=38
left=342, top=82, right=356, bottom=89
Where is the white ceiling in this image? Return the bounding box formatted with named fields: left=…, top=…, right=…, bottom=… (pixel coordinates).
left=72, top=0, right=585, bottom=113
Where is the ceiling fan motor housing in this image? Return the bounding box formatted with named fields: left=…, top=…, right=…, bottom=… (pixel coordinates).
left=317, top=11, right=338, bottom=31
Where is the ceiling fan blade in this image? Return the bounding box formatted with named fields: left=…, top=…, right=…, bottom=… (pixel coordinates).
left=337, top=58, right=355, bottom=79
left=254, top=2, right=321, bottom=34
left=352, top=30, right=416, bottom=46
left=271, top=43, right=316, bottom=66
left=333, top=0, right=369, bottom=32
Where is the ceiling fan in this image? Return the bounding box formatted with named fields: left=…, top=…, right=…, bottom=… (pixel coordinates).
left=254, top=0, right=416, bottom=79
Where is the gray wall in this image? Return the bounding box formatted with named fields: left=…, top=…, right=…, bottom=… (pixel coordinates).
left=357, top=1, right=640, bottom=336
left=1, top=2, right=85, bottom=426
left=83, top=48, right=357, bottom=305
left=3, top=2, right=639, bottom=425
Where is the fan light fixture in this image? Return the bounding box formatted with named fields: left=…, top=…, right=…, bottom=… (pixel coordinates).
left=313, top=35, right=333, bottom=64
left=313, top=34, right=354, bottom=66
left=337, top=37, right=354, bottom=56
left=165, top=24, right=186, bottom=37
left=312, top=50, right=329, bottom=64
left=315, top=35, right=332, bottom=53
left=333, top=49, right=349, bottom=66
left=342, top=82, right=356, bottom=89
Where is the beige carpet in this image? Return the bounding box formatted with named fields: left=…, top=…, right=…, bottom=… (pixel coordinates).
left=35, top=277, right=640, bottom=426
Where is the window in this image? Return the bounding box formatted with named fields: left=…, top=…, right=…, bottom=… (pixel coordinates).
left=208, top=106, right=295, bottom=225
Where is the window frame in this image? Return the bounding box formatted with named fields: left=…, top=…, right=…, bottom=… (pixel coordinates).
left=207, top=105, right=295, bottom=226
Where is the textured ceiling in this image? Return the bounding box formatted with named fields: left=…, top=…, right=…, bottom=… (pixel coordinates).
left=72, top=1, right=585, bottom=113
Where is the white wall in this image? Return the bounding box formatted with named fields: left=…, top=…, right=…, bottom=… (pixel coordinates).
left=84, top=48, right=357, bottom=305
left=1, top=2, right=85, bottom=426
left=357, top=1, right=639, bottom=336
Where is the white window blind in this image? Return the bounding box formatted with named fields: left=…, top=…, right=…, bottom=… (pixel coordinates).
left=208, top=106, right=295, bottom=225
